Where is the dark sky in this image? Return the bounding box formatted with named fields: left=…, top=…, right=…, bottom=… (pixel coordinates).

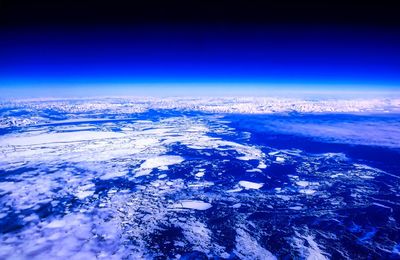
left=1, top=1, right=399, bottom=27
left=1, top=1, right=400, bottom=93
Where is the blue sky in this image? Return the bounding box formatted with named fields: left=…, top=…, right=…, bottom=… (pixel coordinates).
left=1, top=26, right=400, bottom=97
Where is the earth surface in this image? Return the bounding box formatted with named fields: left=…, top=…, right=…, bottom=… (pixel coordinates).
left=0, top=98, right=400, bottom=259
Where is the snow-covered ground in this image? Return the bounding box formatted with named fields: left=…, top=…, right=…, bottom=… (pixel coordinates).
left=0, top=98, right=399, bottom=259
left=1, top=96, right=400, bottom=128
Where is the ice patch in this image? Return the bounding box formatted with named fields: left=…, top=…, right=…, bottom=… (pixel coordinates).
left=299, top=189, right=317, bottom=195
left=246, top=168, right=262, bottom=173
left=296, top=181, right=310, bottom=187
left=195, top=171, right=205, bottom=177
left=239, top=181, right=264, bottom=190
left=330, top=173, right=344, bottom=178
left=140, top=155, right=184, bottom=170
left=232, top=203, right=242, bottom=208
left=173, top=200, right=212, bottom=210
left=227, top=187, right=243, bottom=193
left=257, top=161, right=267, bottom=169
left=188, top=182, right=214, bottom=188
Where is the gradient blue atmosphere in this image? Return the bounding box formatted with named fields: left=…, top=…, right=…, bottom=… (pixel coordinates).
left=1, top=26, right=400, bottom=97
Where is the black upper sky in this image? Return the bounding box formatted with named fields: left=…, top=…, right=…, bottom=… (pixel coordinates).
left=1, top=1, right=399, bottom=28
